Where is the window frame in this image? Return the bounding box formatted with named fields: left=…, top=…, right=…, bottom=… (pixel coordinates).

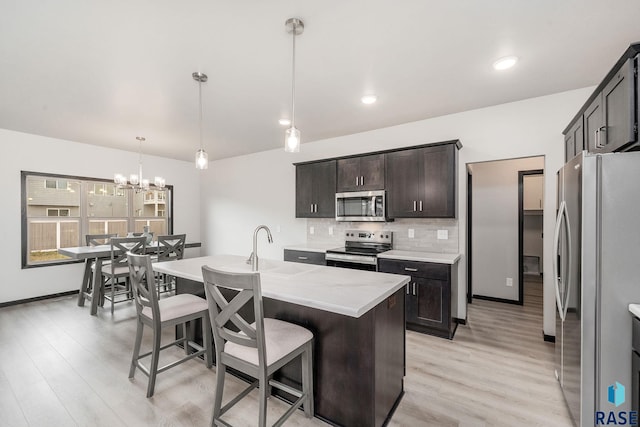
left=21, top=171, right=174, bottom=269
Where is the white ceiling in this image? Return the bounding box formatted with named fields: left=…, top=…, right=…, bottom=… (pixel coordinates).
left=1, top=1, right=639, bottom=161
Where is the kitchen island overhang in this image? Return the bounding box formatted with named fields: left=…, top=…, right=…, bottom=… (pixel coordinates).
left=154, top=254, right=409, bottom=427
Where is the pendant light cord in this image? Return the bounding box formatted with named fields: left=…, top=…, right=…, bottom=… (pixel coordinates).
left=291, top=23, right=296, bottom=127
left=198, top=79, right=203, bottom=151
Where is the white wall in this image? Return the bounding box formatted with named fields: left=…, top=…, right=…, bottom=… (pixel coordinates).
left=470, top=157, right=544, bottom=301
left=0, top=129, right=201, bottom=304
left=201, top=86, right=593, bottom=336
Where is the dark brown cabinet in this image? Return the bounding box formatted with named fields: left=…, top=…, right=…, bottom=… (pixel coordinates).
left=386, top=142, right=457, bottom=218
left=564, top=116, right=584, bottom=162
left=587, top=58, right=637, bottom=153
left=563, top=46, right=640, bottom=160
left=336, top=154, right=384, bottom=192
left=283, top=249, right=325, bottom=265
left=295, top=160, right=336, bottom=218
left=378, top=258, right=456, bottom=339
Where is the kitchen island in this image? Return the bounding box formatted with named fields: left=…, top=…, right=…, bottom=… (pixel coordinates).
left=154, top=254, right=409, bottom=427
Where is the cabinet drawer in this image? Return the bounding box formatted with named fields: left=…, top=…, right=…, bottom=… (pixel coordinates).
left=633, top=315, right=640, bottom=352
left=378, top=259, right=449, bottom=280
left=284, top=249, right=326, bottom=265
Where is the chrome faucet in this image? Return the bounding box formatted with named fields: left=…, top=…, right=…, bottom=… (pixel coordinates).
left=246, top=225, right=273, bottom=271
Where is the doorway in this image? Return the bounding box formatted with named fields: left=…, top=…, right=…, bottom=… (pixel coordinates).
left=519, top=170, right=544, bottom=306
left=466, top=156, right=544, bottom=306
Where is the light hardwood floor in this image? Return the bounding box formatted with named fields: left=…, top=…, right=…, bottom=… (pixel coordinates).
left=0, top=278, right=573, bottom=427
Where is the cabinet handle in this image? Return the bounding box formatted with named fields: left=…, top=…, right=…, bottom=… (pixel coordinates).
left=406, top=284, right=409, bottom=294
left=310, top=203, right=314, bottom=213
left=413, top=200, right=417, bottom=211
left=412, top=282, right=416, bottom=295
left=419, top=200, right=423, bottom=212
left=361, top=176, right=364, bottom=186
left=404, top=267, right=418, bottom=272
left=314, top=204, right=318, bottom=213
left=356, top=177, right=359, bottom=186
left=298, top=256, right=308, bottom=260
left=595, top=126, right=607, bottom=148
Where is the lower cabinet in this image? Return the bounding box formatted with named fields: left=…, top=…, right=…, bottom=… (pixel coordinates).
left=283, top=249, right=326, bottom=265
left=378, top=258, right=456, bottom=339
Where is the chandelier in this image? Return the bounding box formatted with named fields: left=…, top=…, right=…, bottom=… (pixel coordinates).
left=114, top=136, right=165, bottom=191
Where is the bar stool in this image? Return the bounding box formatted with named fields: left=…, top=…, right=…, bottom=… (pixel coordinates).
left=202, top=266, right=314, bottom=427
left=127, top=253, right=213, bottom=397
left=99, top=236, right=146, bottom=314
left=154, top=234, right=186, bottom=297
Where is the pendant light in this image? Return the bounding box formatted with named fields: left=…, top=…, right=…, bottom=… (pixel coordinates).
left=193, top=71, right=209, bottom=169
left=284, top=18, right=304, bottom=153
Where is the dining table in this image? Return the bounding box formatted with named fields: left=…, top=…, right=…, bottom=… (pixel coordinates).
left=58, top=241, right=201, bottom=315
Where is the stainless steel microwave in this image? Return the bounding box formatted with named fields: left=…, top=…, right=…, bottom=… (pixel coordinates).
left=335, top=190, right=387, bottom=222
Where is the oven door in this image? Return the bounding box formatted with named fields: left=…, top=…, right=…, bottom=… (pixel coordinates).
left=335, top=190, right=386, bottom=222
left=325, top=253, right=378, bottom=271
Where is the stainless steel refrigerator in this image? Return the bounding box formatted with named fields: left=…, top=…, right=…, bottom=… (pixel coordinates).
left=555, top=151, right=640, bottom=426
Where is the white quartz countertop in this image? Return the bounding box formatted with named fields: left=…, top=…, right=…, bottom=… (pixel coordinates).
left=377, top=250, right=461, bottom=264
left=283, top=243, right=340, bottom=253
left=629, top=304, right=640, bottom=318
left=154, top=255, right=410, bottom=318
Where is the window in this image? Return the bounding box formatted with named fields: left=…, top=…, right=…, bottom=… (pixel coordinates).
left=46, top=208, right=70, bottom=217
left=45, top=179, right=69, bottom=190
left=21, top=171, right=173, bottom=268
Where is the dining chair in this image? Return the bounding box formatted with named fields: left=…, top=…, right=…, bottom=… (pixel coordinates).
left=127, top=253, right=212, bottom=398
left=154, top=234, right=186, bottom=297
left=98, top=236, right=146, bottom=314
left=201, top=266, right=314, bottom=427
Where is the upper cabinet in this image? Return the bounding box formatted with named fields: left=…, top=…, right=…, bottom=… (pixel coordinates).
left=336, top=154, right=384, bottom=192
left=294, top=140, right=460, bottom=220
left=523, top=174, right=544, bottom=211
left=587, top=57, right=636, bottom=153
left=564, top=116, right=584, bottom=162
left=563, top=45, right=639, bottom=161
left=386, top=142, right=458, bottom=219
left=295, top=160, right=336, bottom=218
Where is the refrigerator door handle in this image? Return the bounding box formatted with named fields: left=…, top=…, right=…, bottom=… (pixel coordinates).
left=553, top=200, right=568, bottom=321
left=562, top=201, right=573, bottom=320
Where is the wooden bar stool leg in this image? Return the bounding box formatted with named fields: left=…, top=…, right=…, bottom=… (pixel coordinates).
left=129, top=319, right=144, bottom=378
left=147, top=326, right=161, bottom=398
left=301, top=342, right=314, bottom=417
left=212, top=365, right=226, bottom=425
left=258, top=372, right=268, bottom=427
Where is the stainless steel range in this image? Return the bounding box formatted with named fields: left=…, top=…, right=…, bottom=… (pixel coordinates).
left=325, top=230, right=393, bottom=271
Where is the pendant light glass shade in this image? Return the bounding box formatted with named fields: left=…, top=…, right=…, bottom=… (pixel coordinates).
left=285, top=126, right=300, bottom=153
left=285, top=18, right=304, bottom=152
left=195, top=148, right=209, bottom=169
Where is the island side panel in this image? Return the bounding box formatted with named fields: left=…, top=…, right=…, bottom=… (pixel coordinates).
left=374, top=288, right=406, bottom=426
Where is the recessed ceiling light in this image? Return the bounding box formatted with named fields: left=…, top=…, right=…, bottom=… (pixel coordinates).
left=279, top=118, right=291, bottom=126
left=361, top=95, right=377, bottom=105
left=493, top=56, right=518, bottom=71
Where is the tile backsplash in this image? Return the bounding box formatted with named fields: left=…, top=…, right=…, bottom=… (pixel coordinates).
left=307, top=218, right=459, bottom=253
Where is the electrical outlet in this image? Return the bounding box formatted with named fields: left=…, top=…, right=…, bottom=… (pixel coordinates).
left=310, top=226, right=314, bottom=235
left=506, top=277, right=513, bottom=287
left=408, top=229, right=415, bottom=238
left=328, top=226, right=334, bottom=235
left=437, top=230, right=448, bottom=240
